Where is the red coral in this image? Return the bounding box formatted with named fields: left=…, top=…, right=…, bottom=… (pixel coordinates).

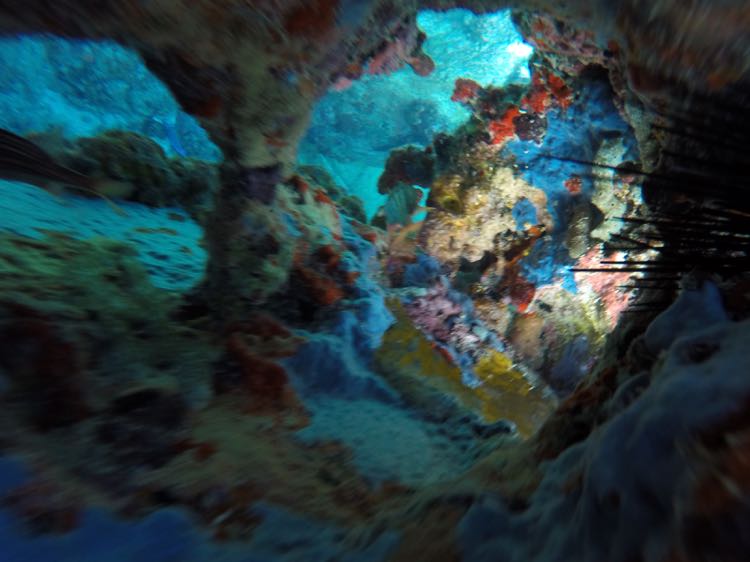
left=488, top=105, right=521, bottom=145
left=451, top=78, right=482, bottom=103
left=522, top=72, right=551, bottom=113
left=535, top=366, right=619, bottom=460
left=546, top=72, right=572, bottom=110
left=359, top=229, right=378, bottom=244
left=174, top=439, right=220, bottom=462
left=288, top=175, right=308, bottom=197
left=296, top=266, right=344, bottom=305
left=367, top=23, right=432, bottom=78
left=343, top=270, right=361, bottom=286
left=431, top=342, right=456, bottom=365
left=521, top=70, right=571, bottom=113
left=368, top=40, right=410, bottom=75
left=377, top=145, right=434, bottom=194
left=564, top=176, right=583, bottom=195
left=194, top=442, right=218, bottom=462
left=228, top=313, right=294, bottom=343
left=224, top=315, right=303, bottom=370
left=332, top=61, right=364, bottom=90
left=314, top=188, right=334, bottom=205
left=226, top=333, right=291, bottom=409
left=523, top=88, right=550, bottom=114
left=331, top=76, right=354, bottom=91
left=509, top=276, right=536, bottom=313
left=316, top=244, right=341, bottom=274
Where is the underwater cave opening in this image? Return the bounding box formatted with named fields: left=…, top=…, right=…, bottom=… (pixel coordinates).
left=0, top=8, right=648, bottom=448
left=1, top=2, right=749, bottom=561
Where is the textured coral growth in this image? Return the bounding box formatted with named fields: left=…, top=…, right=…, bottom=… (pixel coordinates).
left=226, top=333, right=295, bottom=410
left=313, top=188, right=334, bottom=205
left=408, top=53, right=435, bottom=76
left=535, top=366, right=619, bottom=459
left=574, top=246, right=635, bottom=327
left=522, top=73, right=551, bottom=113
left=358, top=229, right=378, bottom=244
left=295, top=265, right=345, bottom=305
left=316, top=244, right=341, bottom=274
left=221, top=316, right=307, bottom=417
left=225, top=315, right=298, bottom=352
left=546, top=72, right=572, bottom=110
left=508, top=276, right=536, bottom=313
left=488, top=105, right=521, bottom=144
left=368, top=39, right=410, bottom=75
left=521, top=69, right=572, bottom=116
left=289, top=174, right=309, bottom=196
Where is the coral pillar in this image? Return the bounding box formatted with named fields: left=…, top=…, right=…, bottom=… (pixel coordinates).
left=200, top=162, right=282, bottom=319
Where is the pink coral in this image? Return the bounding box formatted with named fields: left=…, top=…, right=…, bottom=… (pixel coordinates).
left=574, top=245, right=636, bottom=327
left=403, top=284, right=484, bottom=359
left=368, top=40, right=410, bottom=75
left=404, top=284, right=463, bottom=343
left=331, top=76, right=354, bottom=91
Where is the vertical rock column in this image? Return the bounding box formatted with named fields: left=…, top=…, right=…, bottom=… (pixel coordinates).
left=200, top=162, right=282, bottom=319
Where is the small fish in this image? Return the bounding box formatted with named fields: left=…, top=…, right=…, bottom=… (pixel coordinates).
left=150, top=111, right=188, bottom=157
left=384, top=183, right=423, bottom=227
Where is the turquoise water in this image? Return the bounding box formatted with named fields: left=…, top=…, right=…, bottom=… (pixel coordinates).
left=299, top=9, right=533, bottom=218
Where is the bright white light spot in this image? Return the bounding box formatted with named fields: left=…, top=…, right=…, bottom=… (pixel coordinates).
left=506, top=41, right=533, bottom=58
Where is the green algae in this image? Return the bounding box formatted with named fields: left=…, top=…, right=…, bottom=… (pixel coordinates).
left=0, top=232, right=218, bottom=410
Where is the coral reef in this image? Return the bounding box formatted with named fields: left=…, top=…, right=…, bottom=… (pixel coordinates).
left=0, top=1, right=749, bottom=561
left=377, top=295, right=556, bottom=437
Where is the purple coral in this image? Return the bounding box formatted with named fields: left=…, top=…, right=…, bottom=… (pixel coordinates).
left=403, top=282, right=486, bottom=362
left=404, top=284, right=463, bottom=343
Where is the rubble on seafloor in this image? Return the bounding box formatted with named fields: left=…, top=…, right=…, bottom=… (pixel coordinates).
left=0, top=1, right=749, bottom=561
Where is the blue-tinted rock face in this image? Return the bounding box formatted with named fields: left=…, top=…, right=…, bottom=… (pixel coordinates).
left=0, top=36, right=219, bottom=161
